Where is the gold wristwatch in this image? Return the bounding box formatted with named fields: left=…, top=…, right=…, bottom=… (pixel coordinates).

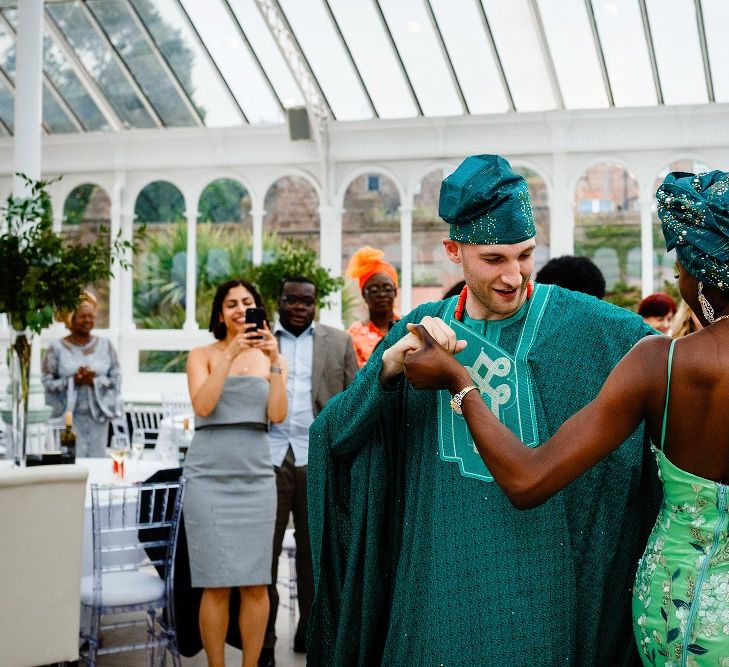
left=450, top=385, right=478, bottom=415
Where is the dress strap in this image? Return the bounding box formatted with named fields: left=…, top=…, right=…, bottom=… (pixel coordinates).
left=659, top=339, right=677, bottom=451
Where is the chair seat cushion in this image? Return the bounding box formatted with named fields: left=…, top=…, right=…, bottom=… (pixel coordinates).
left=81, top=571, right=165, bottom=607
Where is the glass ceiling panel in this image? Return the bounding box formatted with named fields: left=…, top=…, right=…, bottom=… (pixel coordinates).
left=430, top=0, right=509, bottom=114
left=702, top=0, right=729, bottom=103
left=592, top=0, right=656, bottom=107
left=378, top=0, right=461, bottom=117
left=130, top=0, right=241, bottom=127
left=86, top=0, right=196, bottom=127
left=226, top=0, right=303, bottom=109
left=180, top=0, right=283, bottom=124
left=47, top=2, right=155, bottom=128
left=481, top=0, right=556, bottom=111
left=279, top=0, right=372, bottom=120
left=646, top=0, right=707, bottom=105
left=42, top=81, right=77, bottom=133
left=0, top=77, right=13, bottom=132
left=537, top=0, right=608, bottom=109
left=2, top=8, right=108, bottom=130
left=327, top=0, right=416, bottom=119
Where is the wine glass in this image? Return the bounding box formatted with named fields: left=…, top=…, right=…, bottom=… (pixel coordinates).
left=131, top=430, right=145, bottom=461
left=109, top=434, right=130, bottom=480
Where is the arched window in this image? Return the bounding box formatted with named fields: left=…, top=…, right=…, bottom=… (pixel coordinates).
left=133, top=180, right=186, bottom=330
left=342, top=173, right=401, bottom=325
left=412, top=168, right=462, bottom=308
left=62, top=184, right=111, bottom=328
left=652, top=158, right=710, bottom=292
left=514, top=167, right=550, bottom=272
left=263, top=176, right=320, bottom=257
left=196, top=178, right=252, bottom=328
left=574, top=163, right=641, bottom=301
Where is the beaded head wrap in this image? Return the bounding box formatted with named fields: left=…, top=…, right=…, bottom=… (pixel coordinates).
left=439, top=155, right=536, bottom=245
left=658, top=169, right=729, bottom=290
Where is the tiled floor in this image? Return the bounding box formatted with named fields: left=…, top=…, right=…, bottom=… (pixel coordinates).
left=93, top=556, right=306, bottom=666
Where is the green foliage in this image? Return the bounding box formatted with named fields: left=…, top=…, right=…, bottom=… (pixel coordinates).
left=252, top=239, right=343, bottom=318
left=0, top=174, right=137, bottom=334
left=134, top=181, right=185, bottom=224
left=62, top=183, right=95, bottom=226
left=198, top=179, right=251, bottom=223
left=604, top=282, right=642, bottom=310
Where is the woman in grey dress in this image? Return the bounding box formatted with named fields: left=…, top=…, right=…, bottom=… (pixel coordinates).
left=42, top=291, right=121, bottom=457
left=185, top=279, right=287, bottom=667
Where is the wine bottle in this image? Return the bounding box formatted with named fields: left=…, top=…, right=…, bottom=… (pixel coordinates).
left=60, top=411, right=76, bottom=464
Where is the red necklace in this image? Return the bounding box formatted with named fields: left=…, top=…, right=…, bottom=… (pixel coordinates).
left=454, top=282, right=534, bottom=322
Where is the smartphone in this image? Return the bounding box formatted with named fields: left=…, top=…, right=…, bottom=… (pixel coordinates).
left=245, top=307, right=266, bottom=339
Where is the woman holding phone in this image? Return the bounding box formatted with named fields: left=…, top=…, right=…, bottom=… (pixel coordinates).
left=184, top=279, right=287, bottom=667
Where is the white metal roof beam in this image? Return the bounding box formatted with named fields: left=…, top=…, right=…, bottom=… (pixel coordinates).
left=78, top=0, right=164, bottom=127
left=173, top=0, right=249, bottom=124
left=694, top=0, right=715, bottom=103
left=584, top=0, right=614, bottom=107
left=527, top=0, right=564, bottom=110
left=254, top=0, right=333, bottom=120
left=474, top=0, right=515, bottom=112
left=322, top=0, right=378, bottom=118
left=637, top=0, right=664, bottom=105
left=422, top=0, right=468, bottom=115
left=0, top=62, right=49, bottom=135
left=122, top=0, right=204, bottom=126
left=372, top=0, right=423, bottom=116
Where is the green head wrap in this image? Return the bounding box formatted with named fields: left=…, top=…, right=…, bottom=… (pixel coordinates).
left=439, top=155, right=536, bottom=244
left=658, top=170, right=729, bottom=290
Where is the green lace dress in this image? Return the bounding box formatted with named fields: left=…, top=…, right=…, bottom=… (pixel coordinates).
left=633, top=339, right=729, bottom=666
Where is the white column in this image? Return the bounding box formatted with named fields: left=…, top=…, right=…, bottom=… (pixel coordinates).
left=252, top=208, right=264, bottom=266
left=184, top=208, right=198, bottom=331
left=13, top=0, right=43, bottom=196
left=399, top=206, right=413, bottom=315
left=317, top=204, right=343, bottom=327
left=549, top=152, right=574, bottom=257
left=640, top=199, right=654, bottom=298
left=108, top=174, right=124, bottom=340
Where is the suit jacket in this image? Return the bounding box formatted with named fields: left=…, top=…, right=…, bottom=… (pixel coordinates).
left=277, top=322, right=358, bottom=417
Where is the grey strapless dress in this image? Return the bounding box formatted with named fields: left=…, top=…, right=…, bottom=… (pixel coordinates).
left=183, top=376, right=275, bottom=587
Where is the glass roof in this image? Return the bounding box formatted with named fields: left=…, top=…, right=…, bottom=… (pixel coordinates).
left=0, top=0, right=723, bottom=135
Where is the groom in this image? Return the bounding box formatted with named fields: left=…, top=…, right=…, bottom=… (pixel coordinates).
left=307, top=155, right=660, bottom=666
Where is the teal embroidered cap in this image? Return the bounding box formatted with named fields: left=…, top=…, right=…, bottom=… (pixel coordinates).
left=658, top=170, right=729, bottom=290
left=439, top=155, right=536, bottom=244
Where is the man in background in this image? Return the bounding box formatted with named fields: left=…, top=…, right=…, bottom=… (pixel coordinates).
left=259, top=276, right=358, bottom=667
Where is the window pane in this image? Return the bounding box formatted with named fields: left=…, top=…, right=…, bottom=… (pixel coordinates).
left=47, top=1, right=156, bottom=129
left=646, top=0, right=706, bottom=105
left=0, top=77, right=12, bottom=131
left=412, top=168, right=463, bottom=309
left=264, top=176, right=320, bottom=256
left=196, top=178, right=253, bottom=328
left=139, top=350, right=188, bottom=373
left=86, top=0, right=196, bottom=127
left=180, top=0, right=283, bottom=124
left=342, top=174, right=401, bottom=326
left=43, top=83, right=77, bottom=133
left=133, top=181, right=187, bottom=329
left=130, top=0, right=241, bottom=127
left=592, top=0, right=657, bottom=107
left=481, top=0, right=556, bottom=111
left=695, top=0, right=729, bottom=103
left=537, top=0, right=608, bottom=109
left=429, top=0, right=509, bottom=114
left=378, top=0, right=462, bottom=116
left=279, top=0, right=372, bottom=120
left=62, top=184, right=111, bottom=327
left=574, top=163, right=641, bottom=304
left=327, top=0, right=416, bottom=118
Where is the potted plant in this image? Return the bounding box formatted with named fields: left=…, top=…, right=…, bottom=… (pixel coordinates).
left=0, top=174, right=136, bottom=465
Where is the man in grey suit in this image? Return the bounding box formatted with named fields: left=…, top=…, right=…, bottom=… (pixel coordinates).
left=260, top=276, right=358, bottom=667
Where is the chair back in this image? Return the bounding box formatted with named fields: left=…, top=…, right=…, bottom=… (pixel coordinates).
left=161, top=393, right=192, bottom=420
left=126, top=404, right=164, bottom=448
left=0, top=465, right=88, bottom=667
left=88, top=479, right=186, bottom=608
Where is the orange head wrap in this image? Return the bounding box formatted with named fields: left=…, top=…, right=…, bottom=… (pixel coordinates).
left=346, top=246, right=399, bottom=290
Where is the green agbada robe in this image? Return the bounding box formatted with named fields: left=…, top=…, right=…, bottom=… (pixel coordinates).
left=308, top=285, right=661, bottom=666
